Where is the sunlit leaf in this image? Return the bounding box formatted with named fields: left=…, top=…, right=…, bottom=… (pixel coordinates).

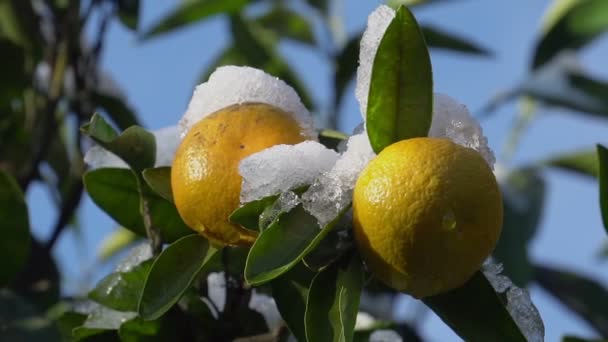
left=0, top=170, right=30, bottom=286
left=423, top=271, right=527, bottom=341
left=366, top=5, right=433, bottom=153
left=140, top=0, right=248, bottom=40
left=533, top=0, right=608, bottom=69
left=305, top=254, right=364, bottom=342
left=98, top=228, right=139, bottom=262
left=139, top=235, right=217, bottom=320
left=545, top=149, right=598, bottom=178
left=534, top=264, right=608, bottom=337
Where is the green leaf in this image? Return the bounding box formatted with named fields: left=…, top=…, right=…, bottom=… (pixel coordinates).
left=545, top=149, right=598, bottom=178
left=82, top=114, right=155, bottom=172
left=534, top=264, right=608, bottom=337
left=303, top=227, right=353, bottom=272
left=0, top=170, right=30, bottom=286
left=256, top=6, right=315, bottom=45
left=0, top=0, right=41, bottom=51
left=73, top=305, right=133, bottom=339
left=271, top=263, right=314, bottom=341
left=421, top=25, right=491, bottom=56
left=142, top=167, right=173, bottom=203
left=423, top=271, right=527, bottom=341
left=98, top=228, right=139, bottom=262
left=533, top=0, right=608, bottom=69
left=89, top=259, right=154, bottom=312
left=92, top=91, right=140, bottom=131
left=83, top=168, right=191, bottom=242
left=318, top=129, right=348, bottom=151
left=0, top=39, right=28, bottom=105
left=598, top=144, right=608, bottom=235
left=334, top=34, right=361, bottom=111
left=117, top=0, right=140, bottom=31
left=230, top=195, right=279, bottom=231
left=366, top=5, right=433, bottom=154
left=140, top=0, right=248, bottom=40
left=139, top=235, right=217, bottom=320
left=245, top=205, right=346, bottom=285
left=229, top=15, right=315, bottom=110
left=493, top=169, right=545, bottom=286
left=56, top=311, right=87, bottom=341
left=305, top=254, right=364, bottom=342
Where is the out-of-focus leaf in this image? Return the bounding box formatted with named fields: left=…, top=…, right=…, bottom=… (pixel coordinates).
left=92, top=92, right=139, bottom=131
left=230, top=15, right=314, bottom=110
left=230, top=195, right=278, bottom=231
left=271, top=263, right=314, bottom=341
left=334, top=34, right=361, bottom=111
left=305, top=254, right=364, bottom=342
left=366, top=6, right=433, bottom=154
left=534, top=264, right=608, bottom=337
left=89, top=259, right=153, bottom=312
left=256, top=6, right=315, bottom=45
left=73, top=305, right=133, bottom=339
left=83, top=168, right=192, bottom=242
left=140, top=0, right=248, bottom=40
left=98, top=227, right=139, bottom=262
left=0, top=289, right=60, bottom=341
left=197, top=44, right=249, bottom=84
left=387, top=0, right=452, bottom=7
left=119, top=312, right=192, bottom=342
left=421, top=25, right=491, bottom=56
left=533, top=0, right=608, bottom=69
left=10, top=238, right=59, bottom=309
left=493, top=169, right=545, bottom=286
left=0, top=0, right=41, bottom=51
left=142, top=167, right=173, bottom=203
left=0, top=39, right=28, bottom=105
left=423, top=271, right=527, bottom=341
left=56, top=311, right=87, bottom=341
left=318, top=129, right=348, bottom=151
left=81, top=113, right=155, bottom=171
left=598, top=144, right=608, bottom=234
left=0, top=170, right=30, bottom=286
left=139, top=235, right=217, bottom=320
left=245, top=205, right=345, bottom=286
left=117, top=0, right=140, bottom=31
left=545, top=149, right=598, bottom=178
left=486, top=55, right=608, bottom=118
left=306, top=0, right=329, bottom=15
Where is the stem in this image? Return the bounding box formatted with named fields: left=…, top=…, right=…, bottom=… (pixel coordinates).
left=139, top=187, right=162, bottom=255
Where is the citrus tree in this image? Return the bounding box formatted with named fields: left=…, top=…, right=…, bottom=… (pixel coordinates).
left=1, top=0, right=608, bottom=341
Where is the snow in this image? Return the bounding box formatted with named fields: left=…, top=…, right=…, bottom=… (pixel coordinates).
left=239, top=141, right=339, bottom=203
left=301, top=132, right=376, bottom=227
left=84, top=125, right=180, bottom=169
left=482, top=259, right=545, bottom=342
left=115, top=243, right=152, bottom=273
left=258, top=191, right=301, bottom=229
left=179, top=66, right=314, bottom=139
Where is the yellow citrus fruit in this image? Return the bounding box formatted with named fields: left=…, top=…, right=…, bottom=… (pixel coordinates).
left=353, top=137, right=502, bottom=298
left=171, top=102, right=308, bottom=247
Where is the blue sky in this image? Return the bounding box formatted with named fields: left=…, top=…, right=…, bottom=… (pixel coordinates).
left=26, top=0, right=608, bottom=341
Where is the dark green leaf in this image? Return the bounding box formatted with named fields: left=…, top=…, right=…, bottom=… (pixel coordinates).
left=598, top=144, right=608, bottom=235
left=306, top=0, right=329, bottom=16
left=139, top=235, right=217, bottom=320
left=533, top=0, right=608, bottom=69
left=271, top=263, right=315, bottom=341
left=256, top=6, right=315, bottom=45
left=92, top=91, right=140, bottom=131
left=423, top=271, right=527, bottom=341
left=230, top=195, right=278, bottom=231
left=0, top=170, right=30, bottom=286
left=117, top=0, right=140, bottom=31
left=305, top=254, right=364, bottom=342
left=230, top=15, right=314, bottom=110
left=140, top=0, right=248, bottom=40
left=493, top=169, right=545, bottom=286
left=83, top=168, right=191, bottom=242
left=366, top=6, right=433, bottom=154
left=303, top=226, right=353, bottom=272
left=334, top=34, right=361, bottom=111
left=89, top=259, right=154, bottom=312
left=142, top=167, right=173, bottom=203
left=0, top=39, right=28, bottom=105
left=0, top=0, right=41, bottom=51
left=81, top=113, right=155, bottom=171
left=118, top=312, right=193, bottom=342
left=545, top=149, right=598, bottom=178
left=421, top=25, right=491, bottom=56
left=245, top=205, right=345, bottom=285
left=535, top=264, right=608, bottom=337
left=0, top=289, right=60, bottom=341
left=56, top=311, right=87, bottom=340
